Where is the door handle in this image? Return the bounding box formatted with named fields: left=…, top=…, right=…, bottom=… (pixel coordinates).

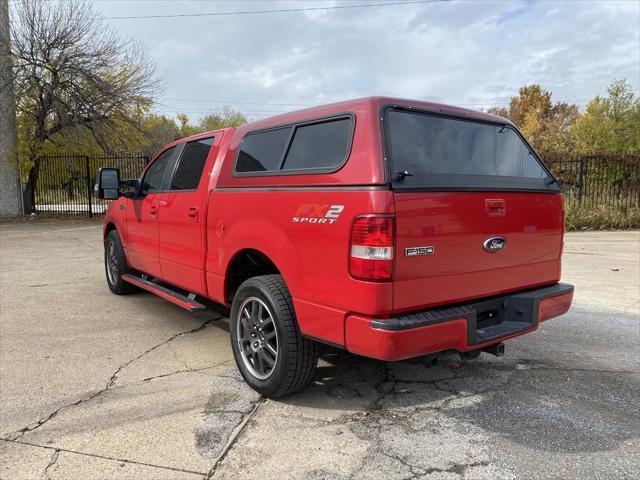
left=150, top=205, right=158, bottom=218
left=485, top=199, right=506, bottom=217
left=187, top=207, right=199, bottom=220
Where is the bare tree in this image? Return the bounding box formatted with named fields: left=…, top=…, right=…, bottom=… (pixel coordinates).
left=11, top=0, right=161, bottom=212
left=0, top=0, right=22, bottom=216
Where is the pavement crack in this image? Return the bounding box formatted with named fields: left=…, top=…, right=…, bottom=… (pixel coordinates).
left=380, top=451, right=427, bottom=479
left=205, top=397, right=265, bottom=479
left=2, top=386, right=110, bottom=441
left=371, top=363, right=397, bottom=410
left=1, top=315, right=222, bottom=441
left=2, top=438, right=208, bottom=476
left=423, top=460, right=490, bottom=477
left=49, top=225, right=102, bottom=252
left=106, top=314, right=222, bottom=389
left=140, top=360, right=230, bottom=383
left=42, top=449, right=59, bottom=480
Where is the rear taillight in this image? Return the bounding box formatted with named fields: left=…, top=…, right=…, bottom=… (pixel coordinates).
left=349, top=216, right=394, bottom=281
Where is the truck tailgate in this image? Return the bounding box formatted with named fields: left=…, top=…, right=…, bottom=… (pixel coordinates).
left=392, top=191, right=563, bottom=313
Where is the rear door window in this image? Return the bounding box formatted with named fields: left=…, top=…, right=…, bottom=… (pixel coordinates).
left=385, top=109, right=554, bottom=191
left=170, top=137, right=214, bottom=190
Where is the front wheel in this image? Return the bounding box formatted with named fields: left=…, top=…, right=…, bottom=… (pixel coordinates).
left=104, top=230, right=137, bottom=295
left=230, top=275, right=318, bottom=398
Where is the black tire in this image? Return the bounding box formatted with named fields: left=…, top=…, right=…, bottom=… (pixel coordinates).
left=230, top=274, right=319, bottom=398
left=104, top=230, right=137, bottom=295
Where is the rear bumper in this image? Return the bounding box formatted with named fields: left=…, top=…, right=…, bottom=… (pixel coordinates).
left=345, top=282, right=573, bottom=361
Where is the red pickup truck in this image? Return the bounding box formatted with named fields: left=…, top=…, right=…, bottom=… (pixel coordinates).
left=96, top=97, right=573, bottom=397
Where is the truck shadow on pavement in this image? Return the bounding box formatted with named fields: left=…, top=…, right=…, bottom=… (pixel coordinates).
left=283, top=346, right=639, bottom=454
left=198, top=309, right=639, bottom=478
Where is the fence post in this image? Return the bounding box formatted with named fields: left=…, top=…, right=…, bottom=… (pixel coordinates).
left=84, top=155, right=93, bottom=218
left=577, top=157, right=585, bottom=205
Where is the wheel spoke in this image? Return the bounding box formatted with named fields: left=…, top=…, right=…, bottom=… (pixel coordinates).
left=261, top=349, right=274, bottom=367
left=241, top=314, right=251, bottom=332
left=256, top=350, right=265, bottom=374
left=264, top=330, right=276, bottom=340
left=250, top=350, right=259, bottom=368
left=265, top=342, right=277, bottom=358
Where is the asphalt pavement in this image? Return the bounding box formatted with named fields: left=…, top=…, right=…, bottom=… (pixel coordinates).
left=0, top=220, right=638, bottom=479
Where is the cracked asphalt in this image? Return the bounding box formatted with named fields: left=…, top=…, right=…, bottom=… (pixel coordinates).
left=0, top=220, right=638, bottom=480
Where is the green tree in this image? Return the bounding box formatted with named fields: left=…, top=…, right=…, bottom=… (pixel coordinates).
left=176, top=113, right=198, bottom=138
left=140, top=114, right=180, bottom=154
left=138, top=107, right=248, bottom=155
left=199, top=106, right=247, bottom=131
left=572, top=79, right=640, bottom=154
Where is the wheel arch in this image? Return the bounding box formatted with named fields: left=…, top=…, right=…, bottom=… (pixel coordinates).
left=104, top=222, right=117, bottom=240
left=224, top=248, right=282, bottom=304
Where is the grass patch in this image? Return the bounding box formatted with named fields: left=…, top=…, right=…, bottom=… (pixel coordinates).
left=564, top=196, right=640, bottom=230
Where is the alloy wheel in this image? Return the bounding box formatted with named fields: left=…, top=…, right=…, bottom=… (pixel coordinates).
left=236, top=297, right=279, bottom=380
left=106, top=241, right=118, bottom=285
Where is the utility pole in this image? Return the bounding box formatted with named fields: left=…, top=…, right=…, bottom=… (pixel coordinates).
left=0, top=0, right=23, bottom=216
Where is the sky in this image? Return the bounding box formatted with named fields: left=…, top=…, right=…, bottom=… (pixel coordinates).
left=60, top=0, right=640, bottom=121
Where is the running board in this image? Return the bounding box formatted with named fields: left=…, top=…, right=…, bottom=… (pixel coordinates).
left=122, top=274, right=207, bottom=312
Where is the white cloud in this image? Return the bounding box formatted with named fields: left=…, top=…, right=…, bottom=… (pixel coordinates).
left=90, top=0, right=640, bottom=120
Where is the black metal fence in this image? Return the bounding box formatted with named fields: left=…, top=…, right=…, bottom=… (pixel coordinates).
left=26, top=152, right=640, bottom=216
left=30, top=153, right=149, bottom=217
left=543, top=154, right=640, bottom=210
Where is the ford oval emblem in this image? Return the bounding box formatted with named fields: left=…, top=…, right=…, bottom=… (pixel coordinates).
left=483, top=236, right=506, bottom=253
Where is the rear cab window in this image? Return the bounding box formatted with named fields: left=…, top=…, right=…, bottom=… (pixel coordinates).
left=384, top=108, right=559, bottom=192
left=234, top=116, right=353, bottom=175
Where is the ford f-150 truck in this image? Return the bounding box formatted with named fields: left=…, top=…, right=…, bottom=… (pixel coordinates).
left=96, top=97, right=574, bottom=397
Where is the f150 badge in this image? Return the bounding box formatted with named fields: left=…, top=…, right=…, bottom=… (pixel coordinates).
left=405, top=246, right=434, bottom=256
left=483, top=236, right=507, bottom=253
left=292, top=204, right=344, bottom=224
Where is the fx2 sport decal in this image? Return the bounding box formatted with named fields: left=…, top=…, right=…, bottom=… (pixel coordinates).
left=292, top=204, right=344, bottom=224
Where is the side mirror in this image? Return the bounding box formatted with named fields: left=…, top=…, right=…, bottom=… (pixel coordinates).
left=95, top=168, right=120, bottom=200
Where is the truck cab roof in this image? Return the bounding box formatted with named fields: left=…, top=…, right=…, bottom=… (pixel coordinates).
left=238, top=96, right=512, bottom=134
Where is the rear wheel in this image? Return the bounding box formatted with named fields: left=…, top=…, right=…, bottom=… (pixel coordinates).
left=104, top=230, right=137, bottom=295
left=230, top=275, right=318, bottom=398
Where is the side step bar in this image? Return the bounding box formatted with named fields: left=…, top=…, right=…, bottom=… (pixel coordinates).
left=122, top=274, right=207, bottom=312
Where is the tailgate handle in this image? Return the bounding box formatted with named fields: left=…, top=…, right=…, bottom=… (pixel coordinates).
left=485, top=199, right=506, bottom=217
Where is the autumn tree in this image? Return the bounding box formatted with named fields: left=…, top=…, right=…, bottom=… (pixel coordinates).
left=487, top=84, right=579, bottom=154
left=11, top=0, right=161, bottom=211
left=571, top=79, right=640, bottom=154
